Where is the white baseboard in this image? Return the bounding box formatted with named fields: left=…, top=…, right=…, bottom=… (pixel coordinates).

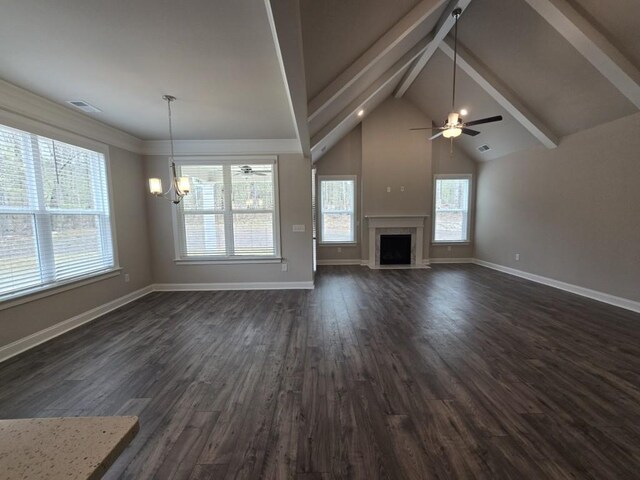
left=429, top=257, right=474, bottom=264
left=0, top=286, right=153, bottom=364
left=152, top=281, right=314, bottom=291
left=473, top=259, right=640, bottom=314
left=5, top=259, right=636, bottom=364
left=316, top=259, right=363, bottom=266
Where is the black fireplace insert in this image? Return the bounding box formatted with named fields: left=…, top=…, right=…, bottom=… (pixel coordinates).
left=380, top=234, right=411, bottom=265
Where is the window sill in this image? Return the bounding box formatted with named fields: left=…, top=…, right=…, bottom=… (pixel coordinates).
left=174, top=257, right=283, bottom=265
left=0, top=268, right=122, bottom=311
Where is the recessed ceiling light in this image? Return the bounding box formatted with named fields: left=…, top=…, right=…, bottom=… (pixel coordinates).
left=357, top=109, right=364, bottom=117
left=66, top=100, right=101, bottom=113
left=460, top=108, right=468, bottom=116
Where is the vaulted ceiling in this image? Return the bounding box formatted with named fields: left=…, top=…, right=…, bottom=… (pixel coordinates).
left=0, top=0, right=638, bottom=163
left=302, top=0, right=640, bottom=161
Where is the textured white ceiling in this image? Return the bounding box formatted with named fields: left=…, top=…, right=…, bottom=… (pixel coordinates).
left=566, top=0, right=640, bottom=70
left=301, top=0, right=424, bottom=99
left=0, top=0, right=296, bottom=140
left=454, top=0, right=636, bottom=137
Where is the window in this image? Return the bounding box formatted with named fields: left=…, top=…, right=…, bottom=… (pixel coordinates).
left=175, top=160, right=279, bottom=260
left=318, top=176, right=356, bottom=243
left=0, top=123, right=114, bottom=300
left=433, top=175, right=471, bottom=243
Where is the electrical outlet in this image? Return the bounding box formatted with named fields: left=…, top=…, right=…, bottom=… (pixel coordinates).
left=124, top=273, right=130, bottom=283
left=337, top=247, right=342, bottom=253
left=515, top=253, right=520, bottom=261
left=447, top=246, right=452, bottom=252
left=401, top=186, right=405, bottom=192
left=386, top=186, right=391, bottom=193
left=281, top=263, right=288, bottom=272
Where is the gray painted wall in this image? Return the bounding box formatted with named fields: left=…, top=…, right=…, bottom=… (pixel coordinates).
left=315, top=96, right=478, bottom=262
left=0, top=146, right=153, bottom=347
left=362, top=97, right=432, bottom=216
left=145, top=154, right=314, bottom=284
left=431, top=140, right=477, bottom=260
left=362, top=97, right=433, bottom=260
left=316, top=125, right=363, bottom=262
left=475, top=112, right=640, bottom=302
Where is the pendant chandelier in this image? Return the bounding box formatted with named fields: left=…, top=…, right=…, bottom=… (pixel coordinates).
left=148, top=95, right=190, bottom=204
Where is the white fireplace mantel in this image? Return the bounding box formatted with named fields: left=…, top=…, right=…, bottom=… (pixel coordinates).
left=365, top=215, right=430, bottom=269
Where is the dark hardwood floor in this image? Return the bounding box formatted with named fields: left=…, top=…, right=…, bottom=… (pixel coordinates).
left=1, top=265, right=639, bottom=479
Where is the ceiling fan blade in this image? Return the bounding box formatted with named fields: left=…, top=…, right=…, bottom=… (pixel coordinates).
left=410, top=127, right=442, bottom=131
left=429, top=131, right=444, bottom=140
left=464, top=115, right=503, bottom=127
left=461, top=128, right=480, bottom=136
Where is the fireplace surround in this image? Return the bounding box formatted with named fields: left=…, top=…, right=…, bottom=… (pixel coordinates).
left=365, top=215, right=429, bottom=268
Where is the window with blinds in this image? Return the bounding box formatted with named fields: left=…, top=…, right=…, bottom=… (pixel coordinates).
left=433, top=174, right=471, bottom=243
left=175, top=161, right=279, bottom=260
left=0, top=123, right=114, bottom=300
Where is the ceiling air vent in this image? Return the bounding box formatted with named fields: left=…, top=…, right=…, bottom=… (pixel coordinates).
left=477, top=144, right=491, bottom=153
left=66, top=100, right=101, bottom=113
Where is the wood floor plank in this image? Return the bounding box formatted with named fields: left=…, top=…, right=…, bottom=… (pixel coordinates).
left=0, top=264, right=638, bottom=479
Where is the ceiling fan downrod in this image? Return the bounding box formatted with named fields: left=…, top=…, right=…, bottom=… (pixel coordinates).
left=451, top=7, right=462, bottom=112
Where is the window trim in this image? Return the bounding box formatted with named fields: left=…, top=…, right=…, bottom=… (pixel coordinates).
left=171, top=156, right=282, bottom=264
left=317, top=174, right=357, bottom=245
left=0, top=113, right=120, bottom=305
left=432, top=173, right=473, bottom=245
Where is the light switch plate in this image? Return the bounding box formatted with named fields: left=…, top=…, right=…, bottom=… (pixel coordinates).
left=292, top=224, right=305, bottom=232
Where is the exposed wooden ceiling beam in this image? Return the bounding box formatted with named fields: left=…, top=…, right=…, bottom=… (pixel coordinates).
left=523, top=0, right=640, bottom=109
left=311, top=38, right=433, bottom=161
left=439, top=39, right=559, bottom=148
left=265, top=0, right=310, bottom=156
left=307, top=0, right=447, bottom=124
left=394, top=0, right=473, bottom=98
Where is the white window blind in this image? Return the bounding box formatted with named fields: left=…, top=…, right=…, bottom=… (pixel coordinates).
left=433, top=175, right=471, bottom=243
left=319, top=176, right=356, bottom=243
left=176, top=161, right=278, bottom=259
left=0, top=123, right=114, bottom=299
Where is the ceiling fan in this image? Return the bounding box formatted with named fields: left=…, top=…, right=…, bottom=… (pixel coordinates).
left=411, top=8, right=502, bottom=141
left=234, top=165, right=267, bottom=176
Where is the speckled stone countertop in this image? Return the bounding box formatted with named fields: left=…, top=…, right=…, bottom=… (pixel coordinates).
left=0, top=416, right=139, bottom=479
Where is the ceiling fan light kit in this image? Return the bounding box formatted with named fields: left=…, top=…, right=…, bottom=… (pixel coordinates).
left=410, top=7, right=503, bottom=144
